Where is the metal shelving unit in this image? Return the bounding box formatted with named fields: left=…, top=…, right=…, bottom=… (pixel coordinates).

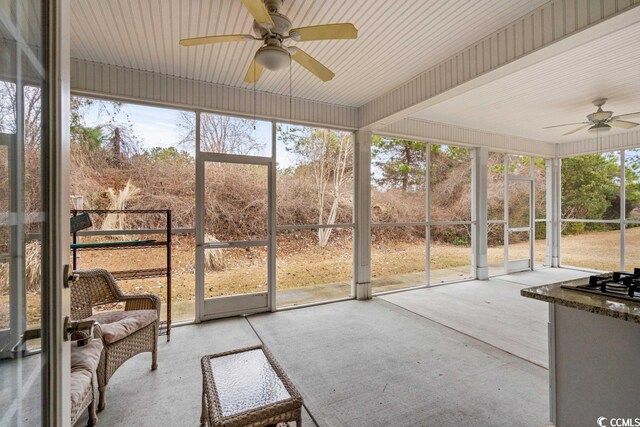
left=71, top=209, right=172, bottom=341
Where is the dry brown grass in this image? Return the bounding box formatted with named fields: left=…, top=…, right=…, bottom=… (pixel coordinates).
left=561, top=227, right=639, bottom=271
left=5, top=228, right=635, bottom=326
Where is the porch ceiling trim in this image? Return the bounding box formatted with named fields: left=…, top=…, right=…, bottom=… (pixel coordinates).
left=377, top=118, right=556, bottom=157
left=359, top=0, right=640, bottom=129
left=70, top=59, right=359, bottom=131
left=556, top=129, right=640, bottom=157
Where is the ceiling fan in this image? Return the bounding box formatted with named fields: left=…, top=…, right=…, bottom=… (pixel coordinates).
left=543, top=98, right=640, bottom=136
left=179, top=0, right=358, bottom=83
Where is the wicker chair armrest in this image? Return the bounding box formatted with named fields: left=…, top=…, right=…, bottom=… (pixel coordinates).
left=122, top=294, right=161, bottom=315
left=70, top=319, right=100, bottom=346
left=93, top=322, right=103, bottom=341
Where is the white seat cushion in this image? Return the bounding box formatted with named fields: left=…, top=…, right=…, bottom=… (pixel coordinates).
left=70, top=338, right=102, bottom=409
left=88, top=309, right=157, bottom=344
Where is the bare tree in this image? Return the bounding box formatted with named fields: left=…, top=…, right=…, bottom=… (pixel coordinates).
left=177, top=111, right=260, bottom=155
left=96, top=102, right=141, bottom=158
left=284, top=127, right=353, bottom=247
left=0, top=81, right=14, bottom=134
left=0, top=82, right=41, bottom=147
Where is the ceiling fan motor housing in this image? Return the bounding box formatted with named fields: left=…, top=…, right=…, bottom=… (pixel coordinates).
left=587, top=98, right=613, bottom=122
left=264, top=0, right=284, bottom=12
left=543, top=97, right=640, bottom=135
left=252, top=0, right=292, bottom=71
left=588, top=108, right=613, bottom=123
left=254, top=12, right=291, bottom=37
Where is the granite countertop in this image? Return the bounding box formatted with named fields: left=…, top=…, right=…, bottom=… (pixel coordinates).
left=521, top=279, right=640, bottom=324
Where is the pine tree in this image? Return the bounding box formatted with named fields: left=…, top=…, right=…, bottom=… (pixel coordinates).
left=371, top=136, right=427, bottom=192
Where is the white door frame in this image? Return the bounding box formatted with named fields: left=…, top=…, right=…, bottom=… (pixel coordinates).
left=195, top=148, right=274, bottom=321
left=0, top=1, right=70, bottom=425
left=47, top=0, right=72, bottom=423
left=504, top=158, right=535, bottom=274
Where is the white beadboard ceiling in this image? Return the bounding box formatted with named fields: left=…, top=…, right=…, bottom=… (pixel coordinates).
left=410, top=21, right=640, bottom=144
left=69, top=0, right=550, bottom=107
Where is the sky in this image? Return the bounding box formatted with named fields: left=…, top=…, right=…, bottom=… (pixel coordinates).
left=82, top=99, right=186, bottom=150
left=79, top=97, right=295, bottom=168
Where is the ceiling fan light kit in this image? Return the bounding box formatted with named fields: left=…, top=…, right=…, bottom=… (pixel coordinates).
left=255, top=45, right=290, bottom=70
left=179, top=0, right=358, bottom=82
left=543, top=98, right=640, bottom=137
left=587, top=123, right=611, bottom=134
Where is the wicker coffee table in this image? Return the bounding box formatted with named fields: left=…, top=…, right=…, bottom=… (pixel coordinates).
left=200, top=345, right=303, bottom=427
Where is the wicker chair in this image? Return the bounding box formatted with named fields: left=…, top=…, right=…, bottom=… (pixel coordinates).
left=71, top=268, right=160, bottom=411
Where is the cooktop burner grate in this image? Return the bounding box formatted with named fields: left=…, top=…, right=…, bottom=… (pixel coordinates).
left=561, top=268, right=640, bottom=302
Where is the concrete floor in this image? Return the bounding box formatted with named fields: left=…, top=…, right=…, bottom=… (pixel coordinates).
left=72, top=268, right=591, bottom=426
left=381, top=268, right=591, bottom=368
left=248, top=299, right=548, bottom=427
left=164, top=266, right=482, bottom=319
left=5, top=268, right=591, bottom=426
left=277, top=265, right=477, bottom=307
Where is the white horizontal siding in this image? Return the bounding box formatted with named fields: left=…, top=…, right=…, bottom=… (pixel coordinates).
left=378, top=118, right=556, bottom=157
left=359, top=0, right=640, bottom=128
left=70, top=59, right=359, bottom=130
left=381, top=120, right=640, bottom=158
left=556, top=129, right=640, bottom=157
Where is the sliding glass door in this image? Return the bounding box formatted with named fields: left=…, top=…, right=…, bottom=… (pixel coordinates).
left=1, top=1, right=70, bottom=425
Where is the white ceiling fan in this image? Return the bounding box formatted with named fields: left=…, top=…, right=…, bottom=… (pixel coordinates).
left=179, top=0, right=358, bottom=83
left=543, top=98, right=640, bottom=136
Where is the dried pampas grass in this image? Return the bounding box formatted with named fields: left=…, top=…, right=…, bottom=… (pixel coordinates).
left=204, top=234, right=225, bottom=271
left=0, top=240, right=41, bottom=295
left=101, top=180, right=141, bottom=239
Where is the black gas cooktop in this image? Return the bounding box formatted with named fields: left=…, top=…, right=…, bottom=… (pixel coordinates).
left=562, top=269, right=640, bottom=303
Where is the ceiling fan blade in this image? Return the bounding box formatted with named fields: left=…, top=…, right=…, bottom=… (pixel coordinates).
left=179, top=34, right=254, bottom=47
left=611, top=112, right=640, bottom=120
left=290, top=47, right=335, bottom=82
left=289, top=23, right=358, bottom=41
left=562, top=125, right=590, bottom=136
left=542, top=122, right=589, bottom=129
left=241, top=0, right=275, bottom=29
left=243, top=59, right=264, bottom=83
left=609, top=120, right=639, bottom=129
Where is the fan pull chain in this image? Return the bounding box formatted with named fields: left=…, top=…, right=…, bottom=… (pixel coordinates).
left=253, top=62, right=257, bottom=130
left=289, top=53, right=292, bottom=129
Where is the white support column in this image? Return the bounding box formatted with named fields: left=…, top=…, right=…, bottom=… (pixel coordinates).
left=503, top=155, right=509, bottom=272
left=620, top=150, right=626, bottom=271
left=472, top=147, right=489, bottom=280
left=548, top=158, right=562, bottom=267
left=425, top=145, right=431, bottom=286
left=353, top=130, right=372, bottom=300
left=194, top=112, right=204, bottom=322
left=268, top=121, right=277, bottom=311
left=545, top=159, right=553, bottom=267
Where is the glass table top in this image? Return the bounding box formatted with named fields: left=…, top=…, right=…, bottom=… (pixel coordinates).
left=210, top=348, right=291, bottom=417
